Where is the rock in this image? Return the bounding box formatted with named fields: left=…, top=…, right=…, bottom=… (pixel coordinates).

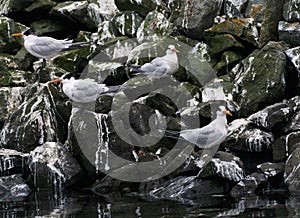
left=284, top=148, right=300, bottom=193
left=147, top=176, right=226, bottom=206
left=0, top=174, right=30, bottom=201
left=258, top=0, right=285, bottom=48
left=285, top=46, right=300, bottom=77
left=50, top=1, right=96, bottom=29
left=87, top=0, right=119, bottom=26
left=283, top=96, right=300, bottom=132
left=230, top=172, right=268, bottom=198
left=0, top=87, right=25, bottom=128
left=24, top=0, right=56, bottom=13
left=283, top=0, right=300, bottom=22
left=207, top=34, right=244, bottom=57
left=0, top=0, right=32, bottom=15
left=136, top=11, right=172, bottom=42
left=28, top=142, right=82, bottom=188
left=258, top=162, right=285, bottom=178
left=244, top=0, right=266, bottom=23
left=248, top=101, right=294, bottom=133
left=278, top=21, right=300, bottom=47
left=231, top=41, right=288, bottom=117
left=29, top=20, right=64, bottom=36
left=204, top=17, right=259, bottom=47
left=198, top=151, right=245, bottom=182
left=92, top=21, right=119, bottom=45
left=114, top=0, right=157, bottom=17
left=112, top=11, right=143, bottom=37
left=201, top=76, right=235, bottom=108
left=224, top=118, right=274, bottom=152
left=0, top=84, right=65, bottom=152
left=214, top=51, right=243, bottom=76
left=174, top=0, right=223, bottom=40
left=0, top=149, right=30, bottom=176
left=0, top=16, right=26, bottom=54
left=223, top=0, right=248, bottom=18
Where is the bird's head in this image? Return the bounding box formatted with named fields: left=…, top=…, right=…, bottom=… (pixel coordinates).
left=218, top=106, right=233, bottom=116
left=11, top=28, right=35, bottom=37
left=167, top=45, right=179, bottom=54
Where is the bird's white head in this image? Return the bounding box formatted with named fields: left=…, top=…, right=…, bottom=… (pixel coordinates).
left=166, top=45, right=178, bottom=54
left=217, top=106, right=233, bottom=117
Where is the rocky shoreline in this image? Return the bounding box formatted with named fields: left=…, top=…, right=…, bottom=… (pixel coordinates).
left=0, top=0, right=300, bottom=205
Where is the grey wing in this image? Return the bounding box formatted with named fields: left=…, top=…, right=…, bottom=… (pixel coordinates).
left=180, top=124, right=225, bottom=148
left=69, top=80, right=100, bottom=102
left=27, top=37, right=70, bottom=58
left=140, top=57, right=168, bottom=75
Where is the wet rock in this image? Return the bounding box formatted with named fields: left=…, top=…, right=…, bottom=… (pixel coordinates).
left=230, top=172, right=268, bottom=198
left=174, top=0, right=223, bottom=40
left=0, top=84, right=65, bottom=152
left=92, top=21, right=119, bottom=45
left=278, top=21, right=300, bottom=47
left=258, top=0, right=285, bottom=48
left=284, top=148, right=300, bottom=193
left=283, top=96, right=300, bottom=132
left=0, top=0, right=32, bottom=15
left=231, top=41, right=288, bottom=117
left=87, top=0, right=119, bottom=26
left=244, top=0, right=266, bottom=23
left=114, top=0, right=157, bottom=17
left=0, top=174, right=30, bottom=201
left=28, top=142, right=82, bottom=188
left=207, top=34, right=244, bottom=57
left=0, top=16, right=26, bottom=54
left=148, top=176, right=226, bottom=206
left=223, top=0, right=248, bottom=18
left=285, top=47, right=300, bottom=77
left=198, top=151, right=245, bottom=182
left=112, top=11, right=143, bottom=37
left=0, top=87, right=25, bottom=128
left=224, top=119, right=274, bottom=152
left=201, top=76, right=235, bottom=107
left=214, top=51, right=243, bottom=76
left=24, top=0, right=56, bottom=14
left=136, top=11, right=172, bottom=42
left=248, top=101, right=294, bottom=133
left=258, top=162, right=285, bottom=178
left=30, top=20, right=64, bottom=36
left=51, top=1, right=96, bottom=29
left=0, top=149, right=30, bottom=177
left=283, top=0, right=300, bottom=22
left=204, top=17, right=259, bottom=47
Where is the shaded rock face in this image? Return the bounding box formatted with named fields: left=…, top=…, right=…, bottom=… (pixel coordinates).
left=285, top=148, right=300, bottom=193
left=28, top=142, right=82, bottom=188
left=0, top=174, right=30, bottom=201
left=231, top=41, right=288, bottom=117
left=174, top=0, right=223, bottom=40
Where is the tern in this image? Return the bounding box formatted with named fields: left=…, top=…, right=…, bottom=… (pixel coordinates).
left=165, top=106, right=232, bottom=149
left=11, top=28, right=90, bottom=68
left=127, top=45, right=179, bottom=76
left=50, top=74, right=120, bottom=103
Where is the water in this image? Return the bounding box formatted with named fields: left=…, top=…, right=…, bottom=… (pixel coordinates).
left=1, top=189, right=299, bottom=217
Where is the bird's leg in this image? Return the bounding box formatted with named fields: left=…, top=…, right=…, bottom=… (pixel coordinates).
left=42, top=59, right=46, bottom=68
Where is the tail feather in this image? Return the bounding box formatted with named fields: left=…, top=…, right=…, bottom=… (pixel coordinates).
left=100, top=85, right=122, bottom=96
left=63, top=41, right=91, bottom=51
left=126, top=64, right=143, bottom=72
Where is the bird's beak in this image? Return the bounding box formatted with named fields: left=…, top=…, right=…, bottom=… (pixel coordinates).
left=11, top=33, right=24, bottom=37
left=50, top=78, right=63, bottom=83
left=224, top=110, right=233, bottom=116
left=172, top=48, right=179, bottom=53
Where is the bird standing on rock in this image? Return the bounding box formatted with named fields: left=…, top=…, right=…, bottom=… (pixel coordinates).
left=50, top=73, right=120, bottom=103
left=11, top=28, right=90, bottom=68
left=165, top=106, right=232, bottom=149
left=127, top=45, right=179, bottom=76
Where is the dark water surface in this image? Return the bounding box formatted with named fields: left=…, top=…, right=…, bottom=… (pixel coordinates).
left=1, top=188, right=300, bottom=217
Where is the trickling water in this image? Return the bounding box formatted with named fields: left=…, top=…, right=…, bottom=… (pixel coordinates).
left=95, top=113, right=110, bottom=172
